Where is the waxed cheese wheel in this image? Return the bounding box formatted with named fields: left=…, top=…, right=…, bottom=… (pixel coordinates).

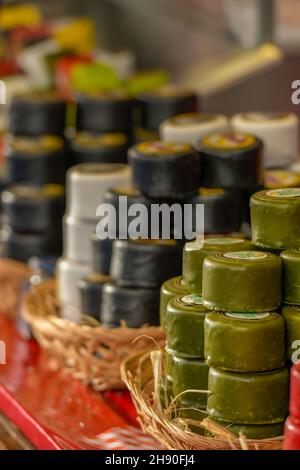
left=78, top=273, right=111, bottom=321
left=231, top=112, right=299, bottom=168
left=198, top=132, right=263, bottom=189
left=281, top=305, right=300, bottom=362
left=56, top=257, right=92, bottom=321
left=207, top=418, right=284, bottom=439
left=128, top=141, right=200, bottom=199
left=172, top=355, right=209, bottom=410
left=63, top=215, right=97, bottom=264
left=166, top=294, right=210, bottom=358
left=182, top=237, right=253, bottom=295
left=159, top=276, right=189, bottom=329
left=159, top=376, right=173, bottom=409
left=202, top=251, right=282, bottom=312
left=6, top=135, right=67, bottom=185
left=70, top=132, right=129, bottom=165
left=66, top=163, right=132, bottom=219
left=281, top=249, right=300, bottom=304
left=76, top=91, right=134, bottom=134
left=137, top=87, right=197, bottom=132
left=264, top=170, right=300, bottom=190
left=110, top=239, right=182, bottom=288
left=101, top=282, right=160, bottom=328
left=207, top=367, right=289, bottom=424
left=159, top=112, right=229, bottom=147
left=204, top=311, right=285, bottom=372
left=187, top=187, right=244, bottom=235
left=9, top=92, right=66, bottom=136
left=251, top=188, right=300, bottom=249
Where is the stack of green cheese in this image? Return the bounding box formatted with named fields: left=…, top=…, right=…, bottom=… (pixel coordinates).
left=250, top=188, right=300, bottom=364
left=165, top=294, right=210, bottom=431
left=201, top=250, right=288, bottom=438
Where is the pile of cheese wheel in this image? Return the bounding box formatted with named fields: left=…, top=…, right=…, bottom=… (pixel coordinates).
left=160, top=184, right=300, bottom=440
left=0, top=93, right=67, bottom=262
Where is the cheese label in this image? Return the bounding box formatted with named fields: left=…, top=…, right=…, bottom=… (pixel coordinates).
left=170, top=113, right=217, bottom=125
left=181, top=294, right=203, bottom=306
left=112, top=186, right=140, bottom=197
left=266, top=188, right=300, bottom=198
left=223, top=251, right=268, bottom=260
left=241, top=112, right=291, bottom=122
left=264, top=170, right=300, bottom=189
left=199, top=187, right=225, bottom=197
left=202, top=133, right=256, bottom=150
left=75, top=132, right=128, bottom=148
left=136, top=141, right=191, bottom=155
left=204, top=237, right=245, bottom=245
left=12, top=135, right=63, bottom=154
left=224, top=312, right=271, bottom=320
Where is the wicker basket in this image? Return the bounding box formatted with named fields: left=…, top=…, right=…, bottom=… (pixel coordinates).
left=121, top=350, right=284, bottom=450
left=22, top=279, right=165, bottom=391
left=0, top=259, right=32, bottom=318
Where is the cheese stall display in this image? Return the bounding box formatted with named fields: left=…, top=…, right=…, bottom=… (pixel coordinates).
left=2, top=2, right=300, bottom=452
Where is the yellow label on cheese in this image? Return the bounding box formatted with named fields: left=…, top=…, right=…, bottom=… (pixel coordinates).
left=223, top=251, right=268, bottom=260
left=12, top=135, right=63, bottom=154
left=264, top=170, right=300, bottom=189
left=199, top=187, right=225, bottom=197
left=202, top=133, right=256, bottom=150
left=136, top=141, right=191, bottom=155
left=74, top=132, right=128, bottom=148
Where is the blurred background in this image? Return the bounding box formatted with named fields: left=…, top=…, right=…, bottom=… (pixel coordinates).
left=0, top=0, right=299, bottom=113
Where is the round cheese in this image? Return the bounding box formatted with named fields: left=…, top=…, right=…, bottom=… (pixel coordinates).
left=159, top=276, right=188, bottom=329
left=172, top=354, right=209, bottom=410
left=204, top=311, right=285, bottom=372
left=198, top=132, right=263, bottom=189
left=251, top=188, right=300, bottom=249
left=159, top=112, right=229, bottom=146
left=182, top=237, right=253, bottom=295
left=281, top=305, right=300, bottom=362
left=128, top=141, right=200, bottom=199
left=207, top=367, right=289, bottom=424
left=56, top=257, right=92, bottom=320
left=78, top=273, right=111, bottom=321
left=202, top=251, right=282, bottom=312
left=66, top=163, right=131, bottom=219
left=63, top=215, right=97, bottom=264
left=166, top=295, right=210, bottom=358
left=264, top=170, right=300, bottom=190
left=281, top=249, right=300, bottom=304
left=231, top=112, right=299, bottom=168
left=70, top=132, right=129, bottom=165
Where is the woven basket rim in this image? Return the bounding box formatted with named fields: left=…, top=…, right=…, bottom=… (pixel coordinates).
left=22, top=279, right=165, bottom=392
left=121, top=349, right=284, bottom=450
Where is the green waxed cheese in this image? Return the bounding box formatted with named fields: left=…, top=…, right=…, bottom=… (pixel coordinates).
left=204, top=311, right=285, bottom=372
left=172, top=355, right=209, bottom=410
left=207, top=418, right=284, bottom=439
left=282, top=305, right=300, bottom=362
left=281, top=249, right=300, bottom=304
left=177, top=404, right=207, bottom=435
left=160, top=276, right=189, bottom=329
left=202, top=251, right=282, bottom=312
left=207, top=367, right=289, bottom=424
left=251, top=189, right=300, bottom=249
left=166, top=295, right=210, bottom=358
left=182, top=237, right=253, bottom=294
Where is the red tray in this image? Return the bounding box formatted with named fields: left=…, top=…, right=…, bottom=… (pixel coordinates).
left=0, top=316, right=159, bottom=450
